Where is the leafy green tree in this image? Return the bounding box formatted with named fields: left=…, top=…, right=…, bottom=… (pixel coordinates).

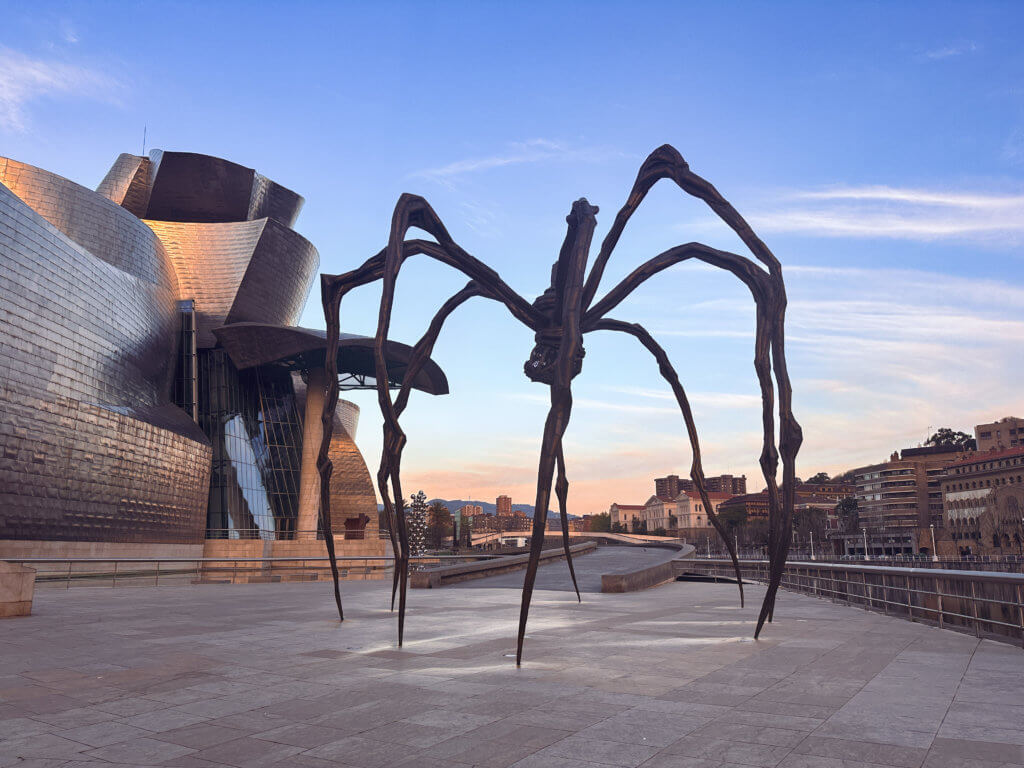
left=807, top=472, right=830, bottom=484
left=925, top=428, right=975, bottom=450
left=589, top=512, right=611, bottom=532
left=611, top=522, right=625, bottom=533
left=427, top=501, right=452, bottom=548
left=836, top=496, right=859, bottom=533
left=652, top=527, right=667, bottom=537
left=718, top=507, right=748, bottom=533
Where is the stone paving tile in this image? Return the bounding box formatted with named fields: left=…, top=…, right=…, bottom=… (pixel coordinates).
left=539, top=733, right=661, bottom=767
left=791, top=734, right=928, bottom=767
left=56, top=719, right=152, bottom=747
left=3, top=560, right=1024, bottom=768
left=152, top=721, right=254, bottom=749
left=82, top=734, right=197, bottom=763
left=188, top=735, right=305, bottom=767
left=661, top=733, right=793, bottom=767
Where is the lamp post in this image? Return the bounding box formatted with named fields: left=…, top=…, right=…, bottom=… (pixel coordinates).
left=862, top=527, right=869, bottom=561
left=929, top=523, right=938, bottom=562
left=810, top=530, right=816, bottom=560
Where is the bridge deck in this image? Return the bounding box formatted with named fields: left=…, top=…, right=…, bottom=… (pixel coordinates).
left=1, top=551, right=1022, bottom=767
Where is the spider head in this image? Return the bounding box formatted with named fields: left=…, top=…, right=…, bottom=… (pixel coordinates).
left=524, top=329, right=585, bottom=384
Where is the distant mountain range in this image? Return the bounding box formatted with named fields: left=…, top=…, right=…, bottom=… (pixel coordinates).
left=377, top=499, right=573, bottom=519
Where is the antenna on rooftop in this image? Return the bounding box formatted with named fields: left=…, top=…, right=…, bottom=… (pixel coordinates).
left=142, top=125, right=147, bottom=156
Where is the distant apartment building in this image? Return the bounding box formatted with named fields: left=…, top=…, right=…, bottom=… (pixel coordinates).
left=941, top=447, right=1024, bottom=555
left=569, top=515, right=592, bottom=532
left=795, top=481, right=856, bottom=502
left=496, top=494, right=512, bottom=516
left=718, top=493, right=770, bottom=519
left=609, top=503, right=645, bottom=530
left=654, top=473, right=745, bottom=498
left=643, top=495, right=681, bottom=531
left=457, top=504, right=483, bottom=517
left=851, top=445, right=970, bottom=555
left=678, top=491, right=732, bottom=529
left=976, top=416, right=1024, bottom=453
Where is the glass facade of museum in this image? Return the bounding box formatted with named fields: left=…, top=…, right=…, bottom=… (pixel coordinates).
left=195, top=350, right=304, bottom=539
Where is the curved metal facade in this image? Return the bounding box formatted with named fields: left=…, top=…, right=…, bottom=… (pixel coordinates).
left=0, top=161, right=210, bottom=544
left=0, top=148, right=445, bottom=548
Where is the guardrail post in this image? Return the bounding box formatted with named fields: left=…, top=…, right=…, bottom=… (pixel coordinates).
left=881, top=573, right=889, bottom=615
left=66, top=561, right=72, bottom=590
left=155, top=561, right=160, bottom=587
left=937, top=576, right=944, bottom=629
left=906, top=575, right=913, bottom=621
left=970, top=580, right=981, bottom=637
left=1017, top=584, right=1023, bottom=649
left=112, top=561, right=118, bottom=588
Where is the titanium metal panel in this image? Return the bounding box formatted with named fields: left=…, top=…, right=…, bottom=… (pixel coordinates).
left=0, top=176, right=210, bottom=544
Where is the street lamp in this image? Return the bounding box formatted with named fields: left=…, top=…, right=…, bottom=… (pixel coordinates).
left=862, top=527, right=869, bottom=561
left=929, top=523, right=938, bottom=562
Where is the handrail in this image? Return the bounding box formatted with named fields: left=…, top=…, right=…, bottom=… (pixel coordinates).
left=1, top=555, right=502, bottom=563
left=694, top=558, right=1024, bottom=584
left=681, top=557, right=1024, bottom=648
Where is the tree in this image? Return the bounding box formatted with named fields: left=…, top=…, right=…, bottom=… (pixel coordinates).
left=611, top=522, right=625, bottom=533
left=925, top=428, right=975, bottom=451
left=807, top=472, right=830, bottom=484
left=631, top=518, right=648, bottom=534
left=669, top=514, right=678, bottom=529
left=652, top=527, right=667, bottom=537
left=718, top=507, right=748, bottom=533
left=589, top=512, right=611, bottom=532
left=836, top=496, right=859, bottom=534
left=426, top=501, right=452, bottom=549
left=793, top=506, right=828, bottom=542
left=408, top=491, right=427, bottom=557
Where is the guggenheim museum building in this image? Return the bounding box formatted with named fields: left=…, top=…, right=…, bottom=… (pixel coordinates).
left=0, top=150, right=446, bottom=563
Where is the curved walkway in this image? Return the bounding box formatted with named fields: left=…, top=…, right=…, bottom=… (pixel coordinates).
left=451, top=544, right=679, bottom=593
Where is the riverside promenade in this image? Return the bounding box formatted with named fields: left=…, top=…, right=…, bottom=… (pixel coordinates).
left=1, top=550, right=1023, bottom=767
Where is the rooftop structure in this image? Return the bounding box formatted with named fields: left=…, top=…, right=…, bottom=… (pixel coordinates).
left=976, top=416, right=1024, bottom=453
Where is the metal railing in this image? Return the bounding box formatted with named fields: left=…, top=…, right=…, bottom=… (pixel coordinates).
left=4, top=554, right=502, bottom=590
left=681, top=558, right=1024, bottom=648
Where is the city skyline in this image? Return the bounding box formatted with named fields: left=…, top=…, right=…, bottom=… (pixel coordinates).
left=3, top=2, right=1023, bottom=514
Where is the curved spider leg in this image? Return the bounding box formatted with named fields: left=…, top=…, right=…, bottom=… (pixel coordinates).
left=581, top=144, right=781, bottom=314
left=517, top=199, right=596, bottom=665
left=372, top=195, right=541, bottom=646
left=578, top=144, right=801, bottom=635
left=517, top=382, right=574, bottom=666
left=318, top=235, right=533, bottom=628
left=555, top=441, right=580, bottom=602
left=592, top=318, right=745, bottom=608
left=380, top=282, right=487, bottom=611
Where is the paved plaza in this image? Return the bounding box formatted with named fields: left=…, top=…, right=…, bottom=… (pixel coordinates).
left=2, top=550, right=1023, bottom=768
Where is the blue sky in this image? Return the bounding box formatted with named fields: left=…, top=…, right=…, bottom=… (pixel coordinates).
left=3, top=1, right=1023, bottom=513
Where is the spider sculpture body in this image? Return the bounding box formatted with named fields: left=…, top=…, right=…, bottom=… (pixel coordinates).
left=316, top=145, right=802, bottom=664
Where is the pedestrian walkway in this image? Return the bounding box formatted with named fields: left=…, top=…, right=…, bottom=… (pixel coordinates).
left=1, top=554, right=1022, bottom=767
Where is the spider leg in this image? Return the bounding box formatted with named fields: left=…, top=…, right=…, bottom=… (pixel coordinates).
left=578, top=143, right=801, bottom=636
left=592, top=319, right=745, bottom=608
left=555, top=442, right=581, bottom=602
left=517, top=383, right=574, bottom=665
left=317, top=191, right=538, bottom=638
left=581, top=144, right=780, bottom=313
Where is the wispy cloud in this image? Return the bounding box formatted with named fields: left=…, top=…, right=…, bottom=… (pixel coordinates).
left=0, top=47, right=121, bottom=131
left=747, top=185, right=1024, bottom=244
left=923, top=41, right=977, bottom=60
left=411, top=139, right=626, bottom=183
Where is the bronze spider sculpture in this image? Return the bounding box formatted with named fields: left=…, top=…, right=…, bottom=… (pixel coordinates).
left=316, top=145, right=802, bottom=664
